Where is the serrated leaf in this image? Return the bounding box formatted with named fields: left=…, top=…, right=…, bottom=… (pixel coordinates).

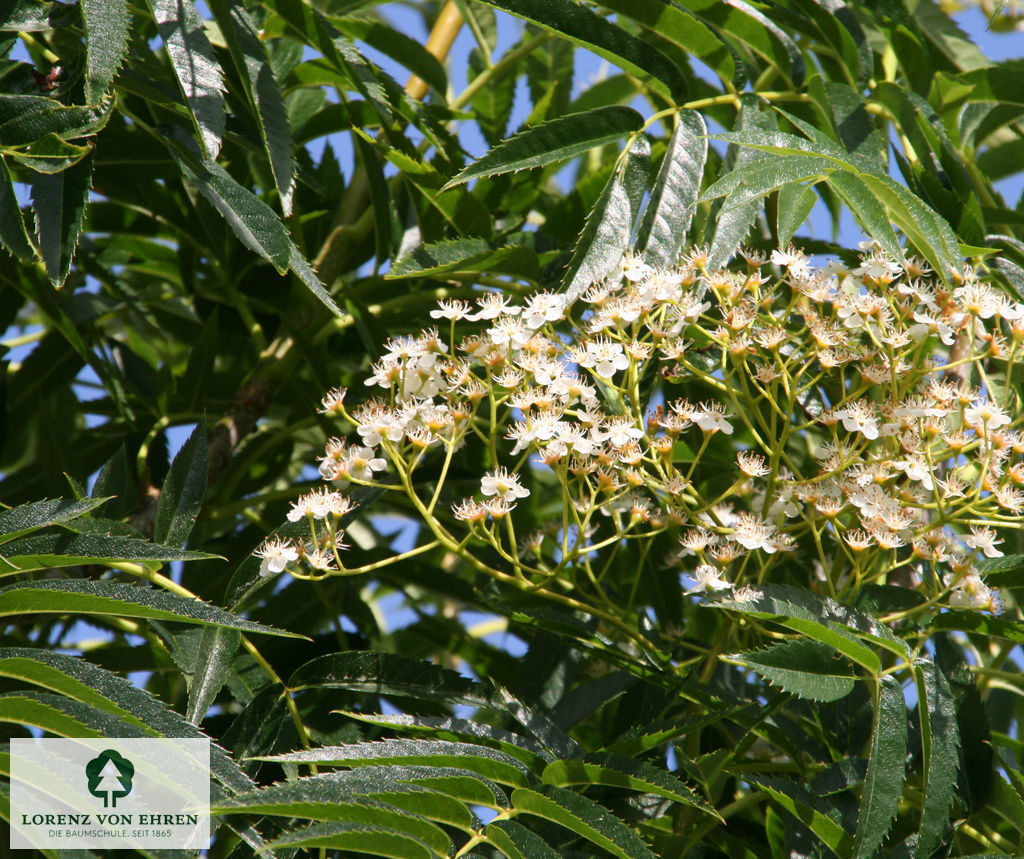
left=261, top=741, right=533, bottom=788
left=914, top=658, right=960, bottom=858
left=854, top=675, right=907, bottom=858
left=561, top=136, right=649, bottom=301
left=288, top=245, right=345, bottom=318
left=0, top=154, right=34, bottom=260
left=636, top=109, right=706, bottom=266
left=265, top=820, right=435, bottom=858
left=599, top=0, right=737, bottom=86
left=680, top=0, right=804, bottom=85
left=776, top=182, right=818, bottom=246
left=705, top=584, right=906, bottom=672
left=473, top=0, right=686, bottom=100
left=0, top=692, right=107, bottom=738
left=730, top=638, right=859, bottom=702
left=0, top=96, right=108, bottom=145
left=707, top=95, right=775, bottom=268
left=0, top=496, right=109, bottom=544
left=928, top=612, right=1024, bottom=645
left=167, top=142, right=290, bottom=272
left=0, top=579, right=305, bottom=637
left=485, top=819, right=559, bottom=859
left=31, top=152, right=93, bottom=287
left=7, top=133, right=93, bottom=173
left=210, top=774, right=452, bottom=853
left=444, top=106, right=644, bottom=190
left=0, top=647, right=253, bottom=793
left=752, top=775, right=854, bottom=856
left=289, top=650, right=579, bottom=758
left=186, top=626, right=240, bottom=724
left=542, top=753, right=715, bottom=815
left=511, top=784, right=656, bottom=859
left=81, top=0, right=130, bottom=103
left=340, top=712, right=552, bottom=769
left=208, top=0, right=295, bottom=215
left=0, top=532, right=216, bottom=574
left=385, top=236, right=536, bottom=280
left=150, top=0, right=225, bottom=159
left=153, top=418, right=207, bottom=548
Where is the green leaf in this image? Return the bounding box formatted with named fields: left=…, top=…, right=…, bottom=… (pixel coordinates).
left=153, top=418, right=207, bottom=548
left=210, top=775, right=453, bottom=854
left=0, top=579, right=305, bottom=637
left=81, top=0, right=130, bottom=103
left=186, top=626, right=240, bottom=724
left=354, top=131, right=399, bottom=264
left=265, top=820, right=436, bottom=859
left=0, top=647, right=254, bottom=793
left=166, top=140, right=291, bottom=272
left=387, top=238, right=538, bottom=280
left=679, top=0, right=804, bottom=85
left=854, top=675, right=907, bottom=858
left=444, top=106, right=644, bottom=190
left=0, top=155, right=33, bottom=260
left=473, top=0, right=687, bottom=100
left=705, top=584, right=906, bottom=672
left=288, top=245, right=345, bottom=318
left=31, top=152, right=94, bottom=286
left=707, top=95, right=775, bottom=268
left=562, top=135, right=649, bottom=301
left=542, top=752, right=716, bottom=816
left=0, top=96, right=108, bottom=145
left=208, top=0, right=295, bottom=215
left=913, top=658, right=960, bottom=858
left=826, top=170, right=903, bottom=263
left=262, top=741, right=533, bottom=788
left=335, top=16, right=448, bottom=97
left=289, top=651, right=579, bottom=759
left=485, top=819, right=559, bottom=859
left=636, top=109, right=706, bottom=267
left=0, top=692, right=106, bottom=738
left=775, top=182, right=818, bottom=246
left=928, top=612, right=1024, bottom=645
left=510, top=784, right=657, bottom=859
left=0, top=532, right=216, bottom=574
left=340, top=712, right=552, bottom=769
left=599, top=0, right=736, bottom=86
left=751, top=775, right=854, bottom=856
left=150, top=0, right=225, bottom=159
left=7, top=133, right=93, bottom=173
left=729, top=638, right=859, bottom=702
left=0, top=496, right=109, bottom=544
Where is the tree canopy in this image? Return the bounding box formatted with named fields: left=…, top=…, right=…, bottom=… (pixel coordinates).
left=3, top=0, right=1024, bottom=856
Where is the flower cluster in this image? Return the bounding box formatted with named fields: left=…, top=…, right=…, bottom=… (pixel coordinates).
left=258, top=240, right=1022, bottom=620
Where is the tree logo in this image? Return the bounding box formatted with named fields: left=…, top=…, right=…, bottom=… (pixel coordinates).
left=85, top=749, right=134, bottom=808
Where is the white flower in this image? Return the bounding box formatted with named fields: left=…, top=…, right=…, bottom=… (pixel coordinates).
left=577, top=338, right=629, bottom=378
left=481, top=467, right=530, bottom=502
left=521, top=292, right=566, bottom=329
left=692, top=403, right=734, bottom=435
left=340, top=445, right=388, bottom=482
left=430, top=298, right=472, bottom=320
left=964, top=401, right=1010, bottom=432
left=254, top=537, right=299, bottom=577
left=838, top=401, right=879, bottom=440
left=684, top=564, right=731, bottom=594
left=731, top=514, right=778, bottom=553
left=962, top=526, right=1004, bottom=559
left=470, top=293, right=520, bottom=320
